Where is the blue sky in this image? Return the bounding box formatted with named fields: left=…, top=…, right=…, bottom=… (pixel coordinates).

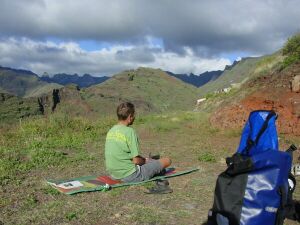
left=0, top=0, right=299, bottom=76
left=78, top=40, right=112, bottom=52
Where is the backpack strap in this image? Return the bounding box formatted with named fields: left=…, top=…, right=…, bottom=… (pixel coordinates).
left=226, top=153, right=253, bottom=175
left=245, top=111, right=277, bottom=155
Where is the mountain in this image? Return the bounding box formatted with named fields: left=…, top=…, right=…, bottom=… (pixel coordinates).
left=19, top=67, right=199, bottom=119
left=196, top=34, right=300, bottom=135
left=0, top=66, right=37, bottom=76
left=198, top=54, right=283, bottom=97
left=83, top=67, right=199, bottom=114
left=0, top=66, right=200, bottom=122
left=166, top=70, right=223, bottom=87
left=41, top=73, right=109, bottom=88
left=0, top=66, right=62, bottom=98
left=224, top=59, right=240, bottom=70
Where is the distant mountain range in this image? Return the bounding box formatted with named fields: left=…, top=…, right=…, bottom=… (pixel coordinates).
left=0, top=66, right=201, bottom=121
left=0, top=65, right=62, bottom=97
left=0, top=58, right=251, bottom=122
left=0, top=53, right=290, bottom=123
left=0, top=63, right=238, bottom=98
left=167, top=70, right=223, bottom=87
left=166, top=60, right=246, bottom=88
left=41, top=73, right=110, bottom=88
left=198, top=57, right=263, bottom=96
left=0, top=66, right=110, bottom=97
left=0, top=66, right=37, bottom=76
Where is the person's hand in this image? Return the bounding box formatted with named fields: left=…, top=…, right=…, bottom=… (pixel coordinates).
left=145, top=157, right=153, bottom=163
left=132, top=156, right=146, bottom=165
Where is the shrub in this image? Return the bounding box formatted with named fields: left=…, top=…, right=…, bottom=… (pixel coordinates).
left=198, top=152, right=216, bottom=162
left=282, top=33, right=300, bottom=68
left=66, top=212, right=77, bottom=221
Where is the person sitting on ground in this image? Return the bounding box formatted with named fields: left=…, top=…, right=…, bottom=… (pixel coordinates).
left=104, top=102, right=172, bottom=185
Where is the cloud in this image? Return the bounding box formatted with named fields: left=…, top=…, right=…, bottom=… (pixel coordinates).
left=0, top=0, right=299, bottom=74
left=0, top=38, right=230, bottom=75
left=1, top=0, right=300, bottom=55
left=115, top=47, right=157, bottom=63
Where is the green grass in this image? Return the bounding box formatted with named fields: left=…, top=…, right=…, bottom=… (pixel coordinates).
left=65, top=212, right=78, bottom=221
left=198, top=152, right=216, bottom=162
left=1, top=111, right=300, bottom=225
left=0, top=113, right=115, bottom=186
left=0, top=93, right=42, bottom=123
left=132, top=206, right=166, bottom=224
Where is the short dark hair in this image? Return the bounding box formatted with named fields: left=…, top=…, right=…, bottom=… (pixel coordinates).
left=117, top=102, right=135, bottom=120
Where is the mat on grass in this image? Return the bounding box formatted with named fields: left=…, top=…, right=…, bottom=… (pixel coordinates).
left=47, top=168, right=198, bottom=195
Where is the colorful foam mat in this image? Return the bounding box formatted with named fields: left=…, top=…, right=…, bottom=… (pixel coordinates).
left=47, top=168, right=199, bottom=195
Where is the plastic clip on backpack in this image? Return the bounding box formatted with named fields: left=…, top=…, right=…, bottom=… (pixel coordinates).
left=206, top=110, right=296, bottom=225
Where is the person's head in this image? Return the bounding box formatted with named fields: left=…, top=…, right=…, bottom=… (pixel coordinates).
left=117, top=102, right=135, bottom=125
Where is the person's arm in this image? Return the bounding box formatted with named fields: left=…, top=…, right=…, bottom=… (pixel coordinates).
left=129, top=128, right=145, bottom=165
left=132, top=155, right=146, bottom=165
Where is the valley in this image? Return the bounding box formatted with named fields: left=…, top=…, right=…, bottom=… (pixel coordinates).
left=1, top=34, right=300, bottom=225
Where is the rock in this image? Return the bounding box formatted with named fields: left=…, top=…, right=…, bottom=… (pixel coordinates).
left=114, top=213, right=121, bottom=218
left=184, top=203, right=198, bottom=210
left=291, top=75, right=300, bottom=92
left=292, top=96, right=300, bottom=116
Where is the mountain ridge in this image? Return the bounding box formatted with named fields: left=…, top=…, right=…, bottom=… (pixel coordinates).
left=166, top=70, right=223, bottom=87
left=41, top=73, right=110, bottom=88
left=0, top=66, right=62, bottom=98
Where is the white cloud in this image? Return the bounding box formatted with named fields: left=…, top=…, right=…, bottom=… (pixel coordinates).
left=149, top=47, right=230, bottom=74
left=0, top=0, right=299, bottom=74
left=1, top=0, right=300, bottom=55
left=0, top=38, right=230, bottom=75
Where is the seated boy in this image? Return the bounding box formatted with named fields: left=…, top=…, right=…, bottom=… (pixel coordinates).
left=104, top=102, right=172, bottom=189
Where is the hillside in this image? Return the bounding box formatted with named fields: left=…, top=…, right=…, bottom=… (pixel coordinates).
left=198, top=53, right=284, bottom=97
left=84, top=67, right=199, bottom=114
left=196, top=36, right=300, bottom=136
left=0, top=67, right=200, bottom=123
left=0, top=93, right=42, bottom=122
left=0, top=66, right=62, bottom=98
left=210, top=62, right=300, bottom=135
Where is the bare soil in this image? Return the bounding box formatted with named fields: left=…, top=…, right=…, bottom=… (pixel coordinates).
left=211, top=63, right=300, bottom=136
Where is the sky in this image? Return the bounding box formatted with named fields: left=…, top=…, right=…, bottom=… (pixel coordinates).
left=0, top=0, right=299, bottom=77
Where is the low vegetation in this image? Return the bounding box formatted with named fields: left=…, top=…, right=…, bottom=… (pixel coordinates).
left=1, top=111, right=299, bottom=225
left=0, top=93, right=41, bottom=123
left=282, top=33, right=300, bottom=68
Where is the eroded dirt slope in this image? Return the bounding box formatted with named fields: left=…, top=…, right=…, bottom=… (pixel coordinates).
left=211, top=63, right=300, bottom=135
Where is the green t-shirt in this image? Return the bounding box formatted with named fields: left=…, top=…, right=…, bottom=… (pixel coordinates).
left=105, top=124, right=140, bottom=179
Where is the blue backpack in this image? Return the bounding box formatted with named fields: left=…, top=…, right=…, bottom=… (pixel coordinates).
left=207, top=110, right=293, bottom=225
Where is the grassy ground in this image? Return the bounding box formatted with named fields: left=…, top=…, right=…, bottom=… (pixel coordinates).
left=1, top=111, right=300, bottom=225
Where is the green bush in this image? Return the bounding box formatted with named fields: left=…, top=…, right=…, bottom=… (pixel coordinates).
left=282, top=33, right=300, bottom=68
left=204, top=92, right=218, bottom=99
left=198, top=152, right=216, bottom=162
left=66, top=212, right=77, bottom=221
